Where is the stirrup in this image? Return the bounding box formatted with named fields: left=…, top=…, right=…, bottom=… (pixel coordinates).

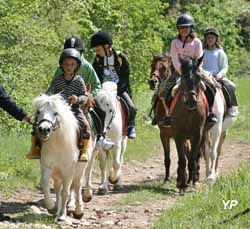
left=159, top=116, right=171, bottom=127
left=207, top=113, right=218, bottom=123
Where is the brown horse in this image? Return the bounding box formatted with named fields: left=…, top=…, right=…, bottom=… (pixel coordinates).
left=148, top=54, right=191, bottom=182
left=171, top=57, right=206, bottom=194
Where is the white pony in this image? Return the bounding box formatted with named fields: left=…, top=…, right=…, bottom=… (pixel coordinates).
left=204, top=88, right=237, bottom=181
left=85, top=81, right=128, bottom=195
left=33, top=94, right=94, bottom=222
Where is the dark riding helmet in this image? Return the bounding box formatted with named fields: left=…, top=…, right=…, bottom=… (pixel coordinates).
left=59, top=48, right=81, bottom=70
left=64, top=36, right=84, bottom=52
left=203, top=27, right=220, bottom=37
left=176, top=14, right=195, bottom=29
left=90, top=31, right=113, bottom=48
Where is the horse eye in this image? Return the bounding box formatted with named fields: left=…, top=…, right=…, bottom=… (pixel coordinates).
left=106, top=103, right=109, bottom=107
left=54, top=112, right=58, bottom=116
left=36, top=110, right=40, bottom=115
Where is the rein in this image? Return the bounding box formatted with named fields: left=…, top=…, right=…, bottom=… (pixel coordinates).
left=106, top=100, right=117, bottom=130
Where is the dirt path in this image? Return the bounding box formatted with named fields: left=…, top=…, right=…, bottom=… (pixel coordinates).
left=0, top=142, right=250, bottom=228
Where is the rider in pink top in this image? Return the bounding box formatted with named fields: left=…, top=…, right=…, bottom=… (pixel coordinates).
left=159, top=14, right=217, bottom=127
left=171, top=37, right=203, bottom=75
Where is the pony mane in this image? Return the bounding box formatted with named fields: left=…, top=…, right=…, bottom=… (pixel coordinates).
left=96, top=82, right=117, bottom=116
left=101, top=82, right=117, bottom=97
left=33, top=94, right=79, bottom=142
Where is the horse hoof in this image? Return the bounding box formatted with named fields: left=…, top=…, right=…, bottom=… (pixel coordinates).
left=67, top=206, right=75, bottom=215
left=108, top=176, right=119, bottom=185
left=179, top=188, right=185, bottom=196
left=164, top=177, right=171, bottom=182
left=97, top=188, right=108, bottom=195
left=207, top=175, right=216, bottom=183
left=179, top=189, right=186, bottom=196
left=82, top=195, right=92, bottom=203
left=73, top=212, right=84, bottom=220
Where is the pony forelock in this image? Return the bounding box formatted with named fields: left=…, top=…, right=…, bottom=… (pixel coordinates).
left=96, top=82, right=117, bottom=118
left=101, top=81, right=117, bottom=97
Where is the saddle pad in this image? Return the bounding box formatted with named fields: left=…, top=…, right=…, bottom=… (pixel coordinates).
left=117, top=98, right=127, bottom=136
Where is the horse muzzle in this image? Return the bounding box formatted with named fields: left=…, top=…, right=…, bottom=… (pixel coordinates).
left=148, top=79, right=158, bottom=90
left=37, top=121, right=53, bottom=141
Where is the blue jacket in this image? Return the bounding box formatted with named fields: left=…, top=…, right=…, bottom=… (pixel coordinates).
left=0, top=83, right=26, bottom=121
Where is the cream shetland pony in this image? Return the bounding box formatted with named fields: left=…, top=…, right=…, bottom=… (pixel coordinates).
left=33, top=94, right=93, bottom=222
left=84, top=82, right=128, bottom=196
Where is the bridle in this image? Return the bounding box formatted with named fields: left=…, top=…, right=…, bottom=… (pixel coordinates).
left=35, top=111, right=61, bottom=133
left=149, top=59, right=170, bottom=90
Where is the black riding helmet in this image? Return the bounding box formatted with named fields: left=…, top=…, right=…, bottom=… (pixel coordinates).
left=203, top=27, right=220, bottom=37
left=90, top=31, right=113, bottom=48
left=59, top=48, right=81, bottom=71
left=176, top=14, right=195, bottom=29
left=64, top=36, right=84, bottom=53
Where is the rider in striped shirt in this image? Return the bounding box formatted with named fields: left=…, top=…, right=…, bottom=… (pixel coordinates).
left=27, top=48, right=91, bottom=161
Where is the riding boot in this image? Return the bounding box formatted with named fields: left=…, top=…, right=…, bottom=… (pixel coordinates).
left=159, top=115, right=171, bottom=127
left=127, top=119, right=136, bottom=139
left=206, top=107, right=218, bottom=129
left=79, top=138, right=89, bottom=162
left=158, top=103, right=171, bottom=128
left=26, top=135, right=41, bottom=159
left=96, top=136, right=115, bottom=151
left=90, top=106, right=115, bottom=151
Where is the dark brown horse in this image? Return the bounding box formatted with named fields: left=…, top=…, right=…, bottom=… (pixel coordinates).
left=148, top=54, right=191, bottom=182
left=171, top=57, right=206, bottom=194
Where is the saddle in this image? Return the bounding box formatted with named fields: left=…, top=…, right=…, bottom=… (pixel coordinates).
left=217, top=79, right=232, bottom=109
left=118, top=96, right=130, bottom=124
left=117, top=96, right=129, bottom=136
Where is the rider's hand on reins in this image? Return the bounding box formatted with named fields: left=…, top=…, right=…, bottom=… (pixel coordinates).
left=70, top=95, right=78, bottom=105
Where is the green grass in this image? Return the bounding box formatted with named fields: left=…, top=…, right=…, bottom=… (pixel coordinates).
left=118, top=179, right=177, bottom=206
left=153, top=163, right=250, bottom=229
left=227, top=79, right=250, bottom=142
left=0, top=132, right=40, bottom=194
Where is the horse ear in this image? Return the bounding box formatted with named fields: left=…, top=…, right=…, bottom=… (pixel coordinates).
left=196, top=55, right=204, bottom=68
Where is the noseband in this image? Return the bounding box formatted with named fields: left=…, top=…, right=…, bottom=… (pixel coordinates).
left=35, top=112, right=60, bottom=132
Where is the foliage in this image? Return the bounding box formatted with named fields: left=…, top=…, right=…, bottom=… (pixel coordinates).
left=0, top=0, right=249, bottom=133
left=162, top=0, right=248, bottom=80
left=0, top=0, right=166, bottom=131
left=237, top=9, right=250, bottom=50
